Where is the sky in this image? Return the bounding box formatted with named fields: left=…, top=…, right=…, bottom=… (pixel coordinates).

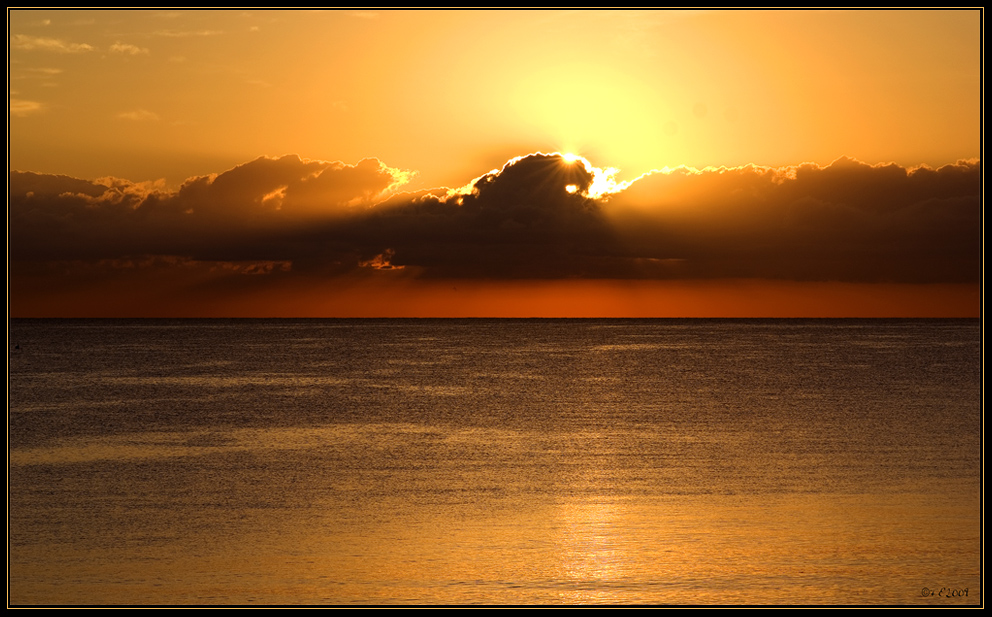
left=7, top=9, right=983, bottom=317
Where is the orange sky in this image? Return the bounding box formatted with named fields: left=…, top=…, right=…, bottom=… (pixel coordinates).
left=7, top=9, right=983, bottom=317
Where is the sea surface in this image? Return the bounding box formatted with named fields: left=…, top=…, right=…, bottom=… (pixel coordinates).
left=7, top=319, right=982, bottom=606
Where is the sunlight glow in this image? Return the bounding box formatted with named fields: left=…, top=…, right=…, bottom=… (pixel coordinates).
left=560, top=153, right=628, bottom=200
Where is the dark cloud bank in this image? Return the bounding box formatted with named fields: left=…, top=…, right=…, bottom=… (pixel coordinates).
left=9, top=152, right=982, bottom=286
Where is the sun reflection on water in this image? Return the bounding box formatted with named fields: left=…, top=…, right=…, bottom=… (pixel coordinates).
left=554, top=500, right=625, bottom=604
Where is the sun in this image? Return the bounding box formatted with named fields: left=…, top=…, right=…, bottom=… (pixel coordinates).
left=562, top=152, right=581, bottom=164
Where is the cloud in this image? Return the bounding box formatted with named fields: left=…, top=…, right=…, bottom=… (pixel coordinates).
left=110, top=42, right=150, bottom=55
left=8, top=153, right=981, bottom=290
left=9, top=155, right=415, bottom=265
left=9, top=97, right=44, bottom=116
left=118, top=109, right=160, bottom=121
left=153, top=29, right=223, bottom=38
left=22, top=67, right=63, bottom=76
left=11, top=34, right=94, bottom=53
left=316, top=153, right=980, bottom=283
left=342, top=153, right=624, bottom=278
left=604, top=157, right=982, bottom=283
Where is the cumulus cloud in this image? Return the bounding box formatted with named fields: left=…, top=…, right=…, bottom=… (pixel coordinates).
left=8, top=153, right=982, bottom=290
left=342, top=153, right=622, bottom=278
left=9, top=155, right=415, bottom=266
left=605, top=157, right=982, bottom=283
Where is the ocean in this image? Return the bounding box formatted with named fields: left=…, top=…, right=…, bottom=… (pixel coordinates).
left=7, top=318, right=982, bottom=605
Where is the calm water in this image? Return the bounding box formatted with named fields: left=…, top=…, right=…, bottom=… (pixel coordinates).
left=7, top=319, right=982, bottom=605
